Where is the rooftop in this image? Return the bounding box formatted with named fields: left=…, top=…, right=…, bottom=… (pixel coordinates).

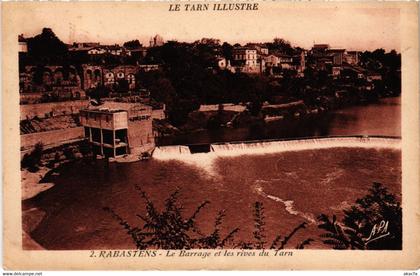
left=18, top=34, right=27, bottom=43
left=233, top=47, right=257, bottom=51
left=328, top=48, right=346, bottom=52
left=81, top=108, right=127, bottom=114
left=313, top=44, right=330, bottom=49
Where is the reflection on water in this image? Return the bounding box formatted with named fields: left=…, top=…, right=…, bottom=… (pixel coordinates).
left=159, top=97, right=401, bottom=145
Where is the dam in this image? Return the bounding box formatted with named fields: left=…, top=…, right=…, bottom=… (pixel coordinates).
left=152, top=136, right=401, bottom=174
left=153, top=136, right=401, bottom=158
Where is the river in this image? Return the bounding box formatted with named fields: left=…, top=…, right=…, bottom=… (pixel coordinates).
left=158, top=97, right=401, bottom=145
left=22, top=97, right=401, bottom=250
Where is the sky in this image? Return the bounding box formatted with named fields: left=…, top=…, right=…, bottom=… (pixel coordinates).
left=14, top=2, right=401, bottom=51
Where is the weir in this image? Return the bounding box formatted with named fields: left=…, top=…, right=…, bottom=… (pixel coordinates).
left=152, top=145, right=191, bottom=156
left=152, top=136, right=401, bottom=160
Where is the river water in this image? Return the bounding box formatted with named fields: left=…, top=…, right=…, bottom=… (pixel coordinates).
left=159, top=97, right=401, bottom=145
left=22, top=97, right=401, bottom=250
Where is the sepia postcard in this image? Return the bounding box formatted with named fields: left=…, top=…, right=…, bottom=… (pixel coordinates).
left=2, top=1, right=419, bottom=271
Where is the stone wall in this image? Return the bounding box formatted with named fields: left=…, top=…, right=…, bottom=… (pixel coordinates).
left=82, top=64, right=103, bottom=90
left=102, top=65, right=139, bottom=90
left=21, top=127, right=85, bottom=150
left=128, top=119, right=155, bottom=153
left=20, top=65, right=82, bottom=93
left=20, top=100, right=89, bottom=120
left=198, top=103, right=247, bottom=113
left=151, top=109, right=166, bottom=120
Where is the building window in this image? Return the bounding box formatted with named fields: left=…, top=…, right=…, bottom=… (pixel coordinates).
left=105, top=72, right=115, bottom=84
left=127, top=74, right=135, bottom=84
left=117, top=71, right=125, bottom=79
left=84, top=127, right=90, bottom=138
left=86, top=69, right=93, bottom=80
left=94, top=69, right=101, bottom=81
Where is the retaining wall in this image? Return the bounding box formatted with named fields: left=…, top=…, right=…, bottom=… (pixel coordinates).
left=21, top=127, right=85, bottom=150
left=198, top=103, right=246, bottom=113
left=128, top=119, right=155, bottom=152
left=20, top=100, right=89, bottom=120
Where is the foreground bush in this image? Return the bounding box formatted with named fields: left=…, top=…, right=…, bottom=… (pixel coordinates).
left=104, top=185, right=311, bottom=249
left=21, top=142, right=43, bottom=172
left=318, top=182, right=402, bottom=250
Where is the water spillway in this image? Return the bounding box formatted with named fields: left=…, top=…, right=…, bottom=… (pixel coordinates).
left=152, top=136, right=401, bottom=174
left=209, top=136, right=400, bottom=155
left=153, top=136, right=401, bottom=159
left=152, top=145, right=191, bottom=157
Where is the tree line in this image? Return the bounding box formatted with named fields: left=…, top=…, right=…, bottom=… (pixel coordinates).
left=20, top=28, right=401, bottom=127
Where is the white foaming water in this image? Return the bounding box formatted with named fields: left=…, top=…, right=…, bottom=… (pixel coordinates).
left=209, top=137, right=400, bottom=155
left=153, top=145, right=192, bottom=155
left=265, top=195, right=316, bottom=224
left=152, top=146, right=218, bottom=177
left=320, top=169, right=345, bottom=186
left=254, top=181, right=316, bottom=224
left=152, top=137, right=400, bottom=222
left=152, top=137, right=401, bottom=174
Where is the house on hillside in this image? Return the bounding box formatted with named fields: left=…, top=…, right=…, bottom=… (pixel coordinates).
left=327, top=48, right=346, bottom=66
left=87, top=47, right=107, bottom=55
left=18, top=34, right=28, bottom=53
left=345, top=51, right=360, bottom=65
left=232, top=47, right=265, bottom=74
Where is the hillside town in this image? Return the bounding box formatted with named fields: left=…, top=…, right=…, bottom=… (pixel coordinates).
left=19, top=28, right=401, bottom=162
left=18, top=25, right=403, bottom=253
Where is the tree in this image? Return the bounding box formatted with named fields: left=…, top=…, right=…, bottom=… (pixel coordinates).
left=104, top=186, right=239, bottom=249
left=63, top=147, right=76, bottom=161
left=87, top=85, right=110, bottom=101
left=268, top=38, right=295, bottom=55
left=150, top=78, right=176, bottom=104
left=252, top=202, right=266, bottom=249
left=115, top=79, right=129, bottom=93
left=167, top=98, right=200, bottom=127
left=240, top=201, right=313, bottom=249
left=27, top=28, right=68, bottom=63
left=199, top=38, right=221, bottom=47
left=32, top=65, right=47, bottom=85
left=246, top=100, right=262, bottom=117
left=79, top=140, right=93, bottom=158
left=221, top=42, right=233, bottom=61
left=318, top=182, right=402, bottom=250
left=105, top=188, right=313, bottom=250
left=123, top=40, right=142, bottom=49
left=21, top=142, right=44, bottom=172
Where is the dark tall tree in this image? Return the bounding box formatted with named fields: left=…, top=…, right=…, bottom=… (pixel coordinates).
left=221, top=42, right=233, bottom=61
left=318, top=182, right=402, bottom=250
left=27, top=28, right=68, bottom=63
left=123, top=39, right=142, bottom=49
left=267, top=38, right=295, bottom=55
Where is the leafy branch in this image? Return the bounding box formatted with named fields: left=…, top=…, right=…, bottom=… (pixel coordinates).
left=105, top=189, right=313, bottom=250
left=318, top=182, right=402, bottom=250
